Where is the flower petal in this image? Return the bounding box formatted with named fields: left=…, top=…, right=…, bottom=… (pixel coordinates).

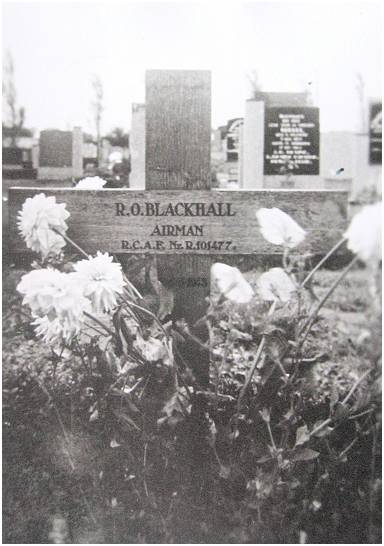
left=17, top=268, right=90, bottom=344
left=257, top=267, right=296, bottom=303
left=256, top=208, right=306, bottom=248
left=211, top=263, right=254, bottom=304
left=74, top=252, right=125, bottom=313
left=344, top=202, right=381, bottom=263
left=17, top=193, right=70, bottom=257
left=75, top=176, right=107, bottom=190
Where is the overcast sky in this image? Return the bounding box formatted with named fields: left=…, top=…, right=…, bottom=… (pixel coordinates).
left=2, top=1, right=382, bottom=135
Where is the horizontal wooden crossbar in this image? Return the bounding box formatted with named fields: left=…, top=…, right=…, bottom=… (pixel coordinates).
left=8, top=188, right=348, bottom=256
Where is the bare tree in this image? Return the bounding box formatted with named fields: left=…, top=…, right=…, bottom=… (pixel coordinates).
left=2, top=50, right=25, bottom=146
left=91, top=74, right=104, bottom=164
left=247, top=70, right=263, bottom=99
left=104, top=127, right=129, bottom=148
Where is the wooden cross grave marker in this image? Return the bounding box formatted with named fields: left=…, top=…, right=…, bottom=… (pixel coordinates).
left=8, top=70, right=348, bottom=385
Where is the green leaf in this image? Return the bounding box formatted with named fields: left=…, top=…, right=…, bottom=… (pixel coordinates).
left=219, top=320, right=230, bottom=331
left=120, top=316, right=135, bottom=348
left=329, top=386, right=339, bottom=413
left=260, top=408, right=270, bottom=423
left=228, top=328, right=252, bottom=341
left=290, top=448, right=320, bottom=462
left=295, top=424, right=310, bottom=446
left=219, top=465, right=231, bottom=479
left=311, top=421, right=334, bottom=438
left=156, top=281, right=175, bottom=320
left=334, top=403, right=350, bottom=420
left=256, top=455, right=272, bottom=464
left=89, top=408, right=99, bottom=422
left=112, top=409, right=141, bottom=431
left=157, top=388, right=191, bottom=428
left=206, top=415, right=217, bottom=447
left=145, top=258, right=175, bottom=319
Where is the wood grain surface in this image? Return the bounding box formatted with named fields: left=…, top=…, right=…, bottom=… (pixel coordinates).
left=145, top=70, right=211, bottom=190
left=8, top=188, right=348, bottom=256
left=144, top=70, right=213, bottom=335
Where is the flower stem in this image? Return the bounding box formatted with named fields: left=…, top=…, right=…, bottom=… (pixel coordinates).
left=308, top=368, right=372, bottom=440
left=53, top=227, right=143, bottom=300
left=266, top=420, right=277, bottom=451
left=126, top=301, right=175, bottom=363
left=341, top=369, right=371, bottom=406
left=51, top=227, right=89, bottom=258
left=297, top=255, right=359, bottom=350
left=301, top=237, right=346, bottom=288
left=84, top=322, right=107, bottom=337
left=123, top=275, right=143, bottom=300
left=128, top=301, right=168, bottom=336
left=83, top=311, right=115, bottom=337
left=237, top=300, right=277, bottom=407
left=282, top=247, right=290, bottom=272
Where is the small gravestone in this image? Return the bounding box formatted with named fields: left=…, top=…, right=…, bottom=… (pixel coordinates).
left=39, top=130, right=72, bottom=168
left=369, top=102, right=382, bottom=165
left=38, top=127, right=83, bottom=180
left=224, top=118, right=243, bottom=187
left=32, top=144, right=39, bottom=169
left=243, top=93, right=321, bottom=189
left=226, top=118, right=243, bottom=163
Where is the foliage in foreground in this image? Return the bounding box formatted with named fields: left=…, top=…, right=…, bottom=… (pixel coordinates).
left=3, top=191, right=382, bottom=543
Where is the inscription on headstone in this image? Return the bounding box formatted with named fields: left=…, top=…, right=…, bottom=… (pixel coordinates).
left=369, top=102, right=382, bottom=165
left=264, top=107, right=320, bottom=175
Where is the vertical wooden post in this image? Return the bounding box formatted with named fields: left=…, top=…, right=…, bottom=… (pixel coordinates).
left=145, top=69, right=212, bottom=322
left=145, top=69, right=211, bottom=384
left=146, top=70, right=211, bottom=190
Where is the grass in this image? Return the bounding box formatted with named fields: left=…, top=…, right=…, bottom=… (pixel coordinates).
left=2, top=263, right=381, bottom=543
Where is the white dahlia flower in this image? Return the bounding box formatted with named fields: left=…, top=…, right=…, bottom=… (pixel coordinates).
left=17, top=268, right=90, bottom=344
left=73, top=252, right=125, bottom=313
left=17, top=193, right=70, bottom=257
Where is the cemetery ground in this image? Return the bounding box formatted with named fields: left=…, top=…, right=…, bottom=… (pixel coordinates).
left=2, top=258, right=381, bottom=544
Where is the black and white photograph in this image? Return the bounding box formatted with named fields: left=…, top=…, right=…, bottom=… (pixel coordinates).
left=2, top=0, right=382, bottom=543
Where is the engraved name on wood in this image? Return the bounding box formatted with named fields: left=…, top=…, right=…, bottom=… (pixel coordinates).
left=9, top=188, right=347, bottom=255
